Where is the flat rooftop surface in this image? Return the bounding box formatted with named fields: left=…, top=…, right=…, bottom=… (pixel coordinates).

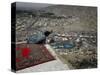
left=17, top=44, right=69, bottom=73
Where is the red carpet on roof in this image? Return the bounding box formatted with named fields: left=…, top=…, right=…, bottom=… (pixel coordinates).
left=16, top=44, right=55, bottom=70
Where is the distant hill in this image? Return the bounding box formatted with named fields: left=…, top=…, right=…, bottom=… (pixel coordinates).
left=16, top=4, right=97, bottom=42
left=41, top=5, right=97, bottom=31
left=16, top=5, right=97, bottom=33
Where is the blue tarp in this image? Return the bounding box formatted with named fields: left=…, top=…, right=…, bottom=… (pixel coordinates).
left=27, top=31, right=45, bottom=44
left=51, top=42, right=75, bottom=49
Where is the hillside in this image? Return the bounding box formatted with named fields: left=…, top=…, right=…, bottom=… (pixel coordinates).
left=16, top=5, right=97, bottom=42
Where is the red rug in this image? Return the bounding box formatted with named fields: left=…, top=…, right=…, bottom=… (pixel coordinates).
left=16, top=44, right=55, bottom=70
